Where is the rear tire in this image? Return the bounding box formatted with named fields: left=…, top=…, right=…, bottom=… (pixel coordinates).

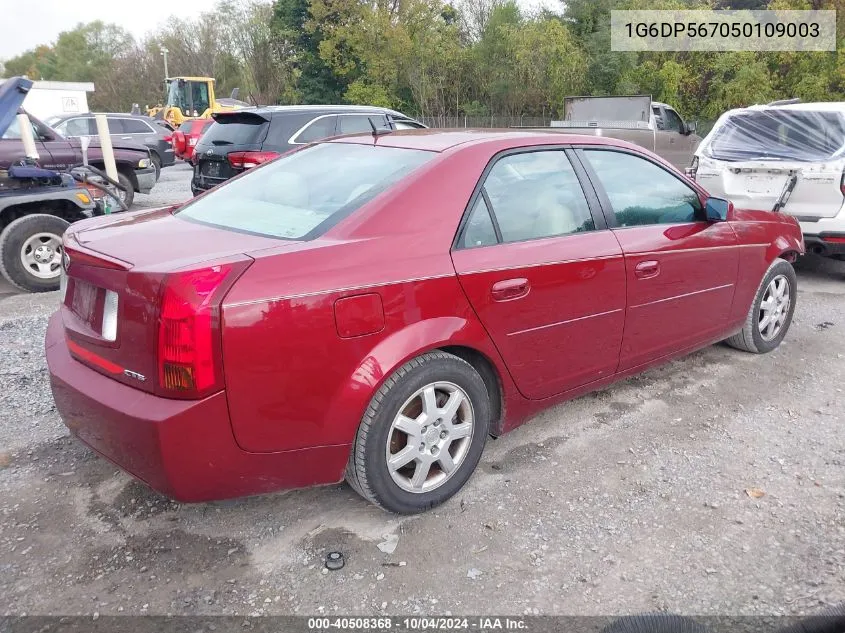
left=726, top=258, right=797, bottom=354
left=0, top=214, right=70, bottom=293
left=345, top=351, right=490, bottom=514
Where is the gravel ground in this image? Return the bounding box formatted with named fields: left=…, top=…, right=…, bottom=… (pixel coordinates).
left=133, top=161, right=194, bottom=210
left=0, top=255, right=843, bottom=617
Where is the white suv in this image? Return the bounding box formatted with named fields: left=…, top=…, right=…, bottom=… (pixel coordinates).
left=690, top=102, right=845, bottom=260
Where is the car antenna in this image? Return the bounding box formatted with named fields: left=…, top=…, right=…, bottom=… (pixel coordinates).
left=369, top=117, right=392, bottom=140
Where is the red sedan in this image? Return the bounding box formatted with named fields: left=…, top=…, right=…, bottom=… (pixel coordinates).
left=46, top=130, right=804, bottom=514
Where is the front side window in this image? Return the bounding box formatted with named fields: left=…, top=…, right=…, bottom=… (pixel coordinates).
left=338, top=114, right=385, bottom=135
left=64, top=118, right=95, bottom=136
left=662, top=109, right=683, bottom=132
left=1, top=117, right=42, bottom=141
left=583, top=149, right=702, bottom=227
left=480, top=150, right=595, bottom=244
left=176, top=143, right=435, bottom=240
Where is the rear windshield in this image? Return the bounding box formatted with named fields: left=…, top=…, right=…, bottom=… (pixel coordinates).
left=707, top=110, right=845, bottom=162
left=175, top=142, right=435, bottom=240
left=202, top=115, right=269, bottom=146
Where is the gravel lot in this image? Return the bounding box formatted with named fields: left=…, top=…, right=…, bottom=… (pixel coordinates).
left=0, top=250, right=843, bottom=617
left=133, top=161, right=194, bottom=210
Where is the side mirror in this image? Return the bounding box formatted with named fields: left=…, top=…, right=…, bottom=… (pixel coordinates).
left=705, top=197, right=731, bottom=222
left=684, top=120, right=697, bottom=135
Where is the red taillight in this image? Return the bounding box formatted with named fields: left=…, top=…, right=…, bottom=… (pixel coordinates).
left=228, top=151, right=280, bottom=170
left=172, top=131, right=186, bottom=153
left=157, top=259, right=251, bottom=398
left=823, top=236, right=845, bottom=244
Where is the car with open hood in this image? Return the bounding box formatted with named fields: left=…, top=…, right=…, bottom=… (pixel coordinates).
left=691, top=101, right=845, bottom=260
left=47, top=128, right=802, bottom=513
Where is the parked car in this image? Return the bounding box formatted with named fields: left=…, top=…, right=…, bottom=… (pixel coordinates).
left=690, top=101, right=845, bottom=261
left=549, top=95, right=702, bottom=170
left=47, top=129, right=803, bottom=513
left=191, top=105, right=425, bottom=194
left=1, top=111, right=155, bottom=208
left=49, top=113, right=175, bottom=179
left=171, top=118, right=213, bottom=163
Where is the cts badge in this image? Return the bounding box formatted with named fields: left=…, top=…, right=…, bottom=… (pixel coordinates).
left=123, top=369, right=146, bottom=382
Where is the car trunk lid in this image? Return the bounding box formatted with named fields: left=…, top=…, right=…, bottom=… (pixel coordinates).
left=195, top=111, right=270, bottom=187
left=59, top=208, right=286, bottom=394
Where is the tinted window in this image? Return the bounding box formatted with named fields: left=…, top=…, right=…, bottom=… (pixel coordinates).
left=121, top=118, right=153, bottom=134
left=482, top=151, right=595, bottom=243
left=338, top=114, right=385, bottom=135
left=177, top=143, right=434, bottom=240
left=201, top=116, right=269, bottom=146
left=662, top=109, right=683, bottom=132
left=461, top=196, right=498, bottom=248
left=295, top=115, right=337, bottom=143
left=107, top=118, right=124, bottom=134
left=583, top=150, right=701, bottom=227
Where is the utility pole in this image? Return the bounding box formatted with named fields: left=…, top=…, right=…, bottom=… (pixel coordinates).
left=160, top=46, right=169, bottom=80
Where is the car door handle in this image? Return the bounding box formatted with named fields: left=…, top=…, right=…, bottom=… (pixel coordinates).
left=491, top=278, right=530, bottom=301
left=635, top=260, right=660, bottom=279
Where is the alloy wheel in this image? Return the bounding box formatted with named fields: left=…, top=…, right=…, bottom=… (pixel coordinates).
left=758, top=274, right=791, bottom=341
left=20, top=232, right=63, bottom=280
left=385, top=381, right=475, bottom=494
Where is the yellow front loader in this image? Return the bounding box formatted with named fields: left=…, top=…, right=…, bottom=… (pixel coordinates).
left=147, top=77, right=249, bottom=126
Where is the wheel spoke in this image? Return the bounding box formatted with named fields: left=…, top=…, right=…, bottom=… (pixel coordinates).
left=449, top=422, right=473, bottom=440
left=760, top=296, right=775, bottom=312
left=438, top=451, right=456, bottom=474
left=421, top=386, right=438, bottom=417
left=36, top=262, right=53, bottom=275
left=394, top=414, right=421, bottom=436
left=439, top=390, right=464, bottom=422
left=388, top=445, right=417, bottom=471
left=410, top=458, right=432, bottom=490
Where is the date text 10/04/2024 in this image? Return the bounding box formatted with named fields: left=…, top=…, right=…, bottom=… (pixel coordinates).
left=307, top=617, right=529, bottom=630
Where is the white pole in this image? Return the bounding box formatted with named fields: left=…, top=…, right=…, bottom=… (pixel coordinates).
left=94, top=113, right=119, bottom=182
left=16, top=114, right=39, bottom=160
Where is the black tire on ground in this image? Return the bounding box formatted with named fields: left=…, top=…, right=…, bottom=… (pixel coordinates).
left=345, top=351, right=491, bottom=514
left=117, top=171, right=135, bottom=208
left=601, top=614, right=710, bottom=633
left=151, top=153, right=162, bottom=181
left=0, top=214, right=70, bottom=293
left=725, top=257, right=797, bottom=354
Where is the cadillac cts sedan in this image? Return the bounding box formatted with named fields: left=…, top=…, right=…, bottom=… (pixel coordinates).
left=46, top=130, right=804, bottom=514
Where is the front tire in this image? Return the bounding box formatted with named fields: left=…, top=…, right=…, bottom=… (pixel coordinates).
left=346, top=351, right=491, bottom=514
left=0, top=214, right=70, bottom=293
left=116, top=172, right=135, bottom=208
left=726, top=258, right=797, bottom=354
left=151, top=153, right=162, bottom=181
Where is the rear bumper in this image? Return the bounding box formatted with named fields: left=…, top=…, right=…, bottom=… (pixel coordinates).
left=135, top=167, right=156, bottom=194
left=803, top=233, right=845, bottom=258
left=45, top=313, right=349, bottom=502
left=191, top=172, right=229, bottom=193
left=161, top=147, right=176, bottom=167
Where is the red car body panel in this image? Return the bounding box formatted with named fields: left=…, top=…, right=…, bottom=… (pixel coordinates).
left=172, top=119, right=213, bottom=162
left=46, top=131, right=805, bottom=502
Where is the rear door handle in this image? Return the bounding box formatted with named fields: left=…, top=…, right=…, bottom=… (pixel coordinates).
left=635, top=260, right=660, bottom=279
left=491, top=278, right=530, bottom=301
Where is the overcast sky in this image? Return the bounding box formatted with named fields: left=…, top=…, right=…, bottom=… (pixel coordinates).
left=0, top=0, right=221, bottom=59
left=0, top=0, right=556, bottom=61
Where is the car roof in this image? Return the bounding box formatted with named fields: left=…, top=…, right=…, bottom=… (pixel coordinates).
left=770, top=102, right=845, bottom=113
left=327, top=128, right=647, bottom=153
left=52, top=113, right=156, bottom=121
left=227, top=104, right=413, bottom=118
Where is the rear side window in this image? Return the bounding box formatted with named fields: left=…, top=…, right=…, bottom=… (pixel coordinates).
left=176, top=143, right=435, bottom=240
left=107, top=118, right=124, bottom=134
left=202, top=114, right=269, bottom=146
left=583, top=149, right=701, bottom=226
left=294, top=115, right=337, bottom=143
left=121, top=118, right=153, bottom=134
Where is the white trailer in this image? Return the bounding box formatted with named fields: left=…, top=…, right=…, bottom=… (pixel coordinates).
left=20, top=81, right=95, bottom=121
